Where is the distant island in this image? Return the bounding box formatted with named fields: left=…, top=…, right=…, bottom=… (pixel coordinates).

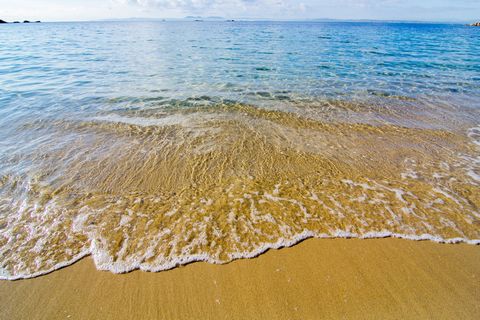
left=0, top=19, right=41, bottom=24
left=470, top=22, right=480, bottom=26
left=185, top=16, right=224, bottom=21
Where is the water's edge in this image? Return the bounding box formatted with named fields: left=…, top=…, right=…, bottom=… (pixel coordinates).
left=2, top=231, right=478, bottom=281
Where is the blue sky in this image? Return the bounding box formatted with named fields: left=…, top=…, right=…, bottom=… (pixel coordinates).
left=0, top=0, right=479, bottom=22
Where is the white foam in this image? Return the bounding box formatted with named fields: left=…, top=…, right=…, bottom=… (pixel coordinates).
left=463, top=125, right=480, bottom=184
left=0, top=250, right=90, bottom=281
left=2, top=131, right=480, bottom=281
left=2, top=226, right=479, bottom=281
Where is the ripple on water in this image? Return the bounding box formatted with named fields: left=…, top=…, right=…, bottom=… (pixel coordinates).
left=1, top=22, right=480, bottom=279
left=0, top=102, right=479, bottom=280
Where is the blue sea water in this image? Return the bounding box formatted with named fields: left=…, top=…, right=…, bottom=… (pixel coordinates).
left=0, top=21, right=479, bottom=279
left=1, top=22, right=479, bottom=118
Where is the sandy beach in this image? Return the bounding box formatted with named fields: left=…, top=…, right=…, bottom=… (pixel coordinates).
left=1, top=238, right=478, bottom=320
left=1, top=14, right=480, bottom=320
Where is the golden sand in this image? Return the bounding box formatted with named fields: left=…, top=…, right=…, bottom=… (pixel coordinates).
left=1, top=238, right=479, bottom=319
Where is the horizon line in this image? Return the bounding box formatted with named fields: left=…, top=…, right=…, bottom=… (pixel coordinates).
left=2, top=17, right=475, bottom=24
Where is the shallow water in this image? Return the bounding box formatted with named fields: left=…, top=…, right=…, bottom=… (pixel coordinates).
left=0, top=21, right=479, bottom=279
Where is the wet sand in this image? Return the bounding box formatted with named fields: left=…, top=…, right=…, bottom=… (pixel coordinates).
left=1, top=238, right=479, bottom=320
left=3, top=105, right=480, bottom=279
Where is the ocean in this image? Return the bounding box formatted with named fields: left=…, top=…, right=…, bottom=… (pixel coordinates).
left=0, top=21, right=479, bottom=279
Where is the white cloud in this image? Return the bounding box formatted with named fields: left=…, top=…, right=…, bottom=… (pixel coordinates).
left=113, top=0, right=293, bottom=16
left=115, top=0, right=292, bottom=11
left=117, top=0, right=250, bottom=10
left=0, top=0, right=479, bottom=21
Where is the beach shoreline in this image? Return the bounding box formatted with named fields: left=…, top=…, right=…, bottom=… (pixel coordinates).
left=1, top=20, right=480, bottom=320
left=1, top=238, right=479, bottom=320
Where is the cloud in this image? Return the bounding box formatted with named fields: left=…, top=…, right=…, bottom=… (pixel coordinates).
left=114, top=0, right=291, bottom=15
left=1, top=0, right=478, bottom=21
left=117, top=0, right=250, bottom=10
left=116, top=0, right=294, bottom=11
left=111, top=0, right=480, bottom=20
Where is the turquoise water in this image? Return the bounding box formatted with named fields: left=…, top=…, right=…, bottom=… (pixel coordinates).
left=1, top=22, right=479, bottom=113
left=0, top=22, right=479, bottom=279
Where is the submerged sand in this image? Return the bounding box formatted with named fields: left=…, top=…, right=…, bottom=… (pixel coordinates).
left=2, top=101, right=480, bottom=279
left=1, top=238, right=479, bottom=320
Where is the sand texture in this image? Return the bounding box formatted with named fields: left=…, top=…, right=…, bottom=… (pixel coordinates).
left=1, top=238, right=479, bottom=320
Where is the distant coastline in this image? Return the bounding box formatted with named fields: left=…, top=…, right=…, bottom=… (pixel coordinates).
left=7, top=16, right=475, bottom=25
left=98, top=17, right=473, bottom=25
left=2, top=18, right=479, bottom=27
left=0, top=19, right=40, bottom=23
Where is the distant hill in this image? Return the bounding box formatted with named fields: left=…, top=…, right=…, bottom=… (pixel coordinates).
left=95, top=17, right=472, bottom=24
left=0, top=19, right=7, bottom=23
left=184, top=16, right=224, bottom=21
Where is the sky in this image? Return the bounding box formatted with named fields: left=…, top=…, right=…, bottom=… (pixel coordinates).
left=0, top=0, right=479, bottom=22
